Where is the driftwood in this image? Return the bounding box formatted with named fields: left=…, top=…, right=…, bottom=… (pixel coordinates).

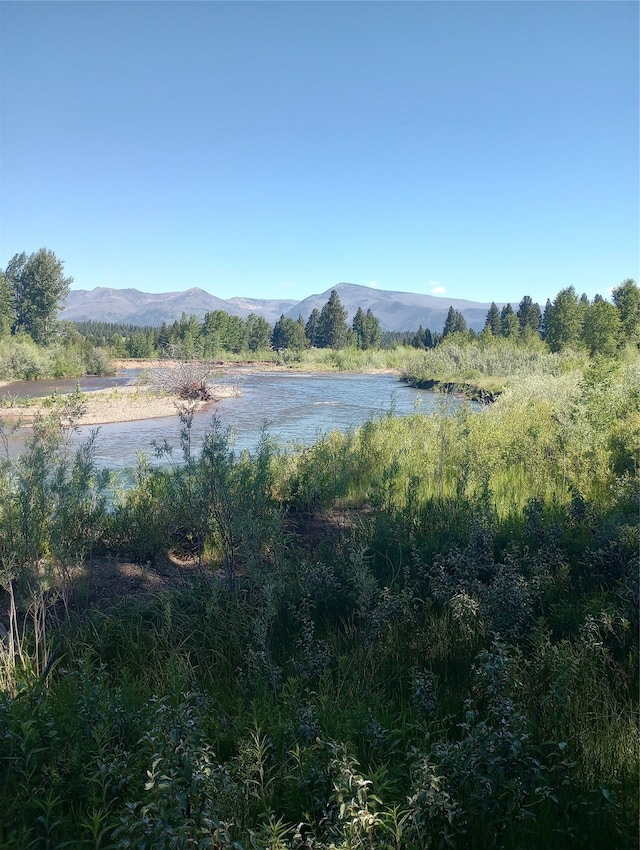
left=149, top=360, right=219, bottom=400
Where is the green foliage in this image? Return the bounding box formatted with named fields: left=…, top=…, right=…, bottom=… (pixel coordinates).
left=442, top=305, right=468, bottom=338
left=316, top=290, right=350, bottom=349
left=352, top=307, right=382, bottom=350
left=5, top=249, right=73, bottom=345
left=0, top=272, right=15, bottom=339
left=545, top=286, right=585, bottom=353
left=612, top=278, right=640, bottom=347
left=517, top=295, right=542, bottom=335
left=0, top=346, right=638, bottom=849
left=582, top=300, right=622, bottom=357
left=271, top=314, right=306, bottom=351
left=484, top=302, right=502, bottom=336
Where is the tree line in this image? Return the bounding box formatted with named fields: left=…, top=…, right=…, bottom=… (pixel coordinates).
left=77, top=289, right=383, bottom=359
left=412, top=281, right=640, bottom=356
left=2, top=248, right=638, bottom=361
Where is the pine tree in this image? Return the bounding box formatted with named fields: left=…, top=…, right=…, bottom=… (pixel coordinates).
left=272, top=315, right=306, bottom=350
left=353, top=307, right=381, bottom=349
left=484, top=302, right=502, bottom=336
left=517, top=295, right=541, bottom=335
left=316, top=290, right=349, bottom=349
left=412, top=325, right=427, bottom=349
left=500, top=303, right=519, bottom=338
left=305, top=308, right=321, bottom=347
left=442, top=306, right=467, bottom=338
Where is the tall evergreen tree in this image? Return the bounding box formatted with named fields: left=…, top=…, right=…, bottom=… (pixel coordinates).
left=541, top=299, right=552, bottom=340
left=352, top=307, right=381, bottom=349
left=305, top=308, right=321, bottom=347
left=517, top=295, right=541, bottom=334
left=442, top=306, right=467, bottom=338
left=316, top=290, right=349, bottom=349
left=484, top=302, right=502, bottom=336
left=500, top=303, right=519, bottom=338
left=412, top=324, right=427, bottom=349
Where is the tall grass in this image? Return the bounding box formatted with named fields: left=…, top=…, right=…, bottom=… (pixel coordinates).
left=0, top=353, right=637, bottom=847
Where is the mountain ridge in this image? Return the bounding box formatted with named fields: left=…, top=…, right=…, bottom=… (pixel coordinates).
left=59, top=283, right=517, bottom=333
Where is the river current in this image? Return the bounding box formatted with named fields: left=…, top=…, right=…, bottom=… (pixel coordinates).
left=2, top=370, right=469, bottom=470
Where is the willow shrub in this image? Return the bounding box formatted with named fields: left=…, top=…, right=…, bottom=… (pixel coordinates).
left=401, top=337, right=588, bottom=388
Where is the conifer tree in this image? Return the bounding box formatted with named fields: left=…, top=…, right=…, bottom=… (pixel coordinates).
left=272, top=315, right=306, bottom=350
left=484, top=302, right=502, bottom=336
left=442, top=306, right=467, bottom=338
left=316, top=290, right=349, bottom=349
left=352, top=307, right=381, bottom=349
left=517, top=295, right=541, bottom=335
left=305, top=308, right=321, bottom=346
left=500, top=303, right=519, bottom=337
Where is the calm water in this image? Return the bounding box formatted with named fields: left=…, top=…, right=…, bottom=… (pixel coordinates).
left=3, top=371, right=469, bottom=469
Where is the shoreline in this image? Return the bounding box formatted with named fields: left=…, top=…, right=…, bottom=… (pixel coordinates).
left=0, top=358, right=403, bottom=427
left=0, top=382, right=239, bottom=427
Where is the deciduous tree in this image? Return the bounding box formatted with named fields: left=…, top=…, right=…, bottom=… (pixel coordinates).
left=545, top=287, right=584, bottom=352
left=271, top=315, right=306, bottom=350
left=246, top=313, right=272, bottom=352
left=612, top=279, right=640, bottom=347
left=0, top=271, right=14, bottom=338
left=6, top=248, right=72, bottom=344
left=582, top=299, right=622, bottom=357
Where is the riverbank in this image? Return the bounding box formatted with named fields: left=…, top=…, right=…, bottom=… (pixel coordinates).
left=0, top=382, right=239, bottom=426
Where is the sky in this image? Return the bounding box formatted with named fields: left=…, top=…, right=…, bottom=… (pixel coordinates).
left=0, top=1, right=638, bottom=307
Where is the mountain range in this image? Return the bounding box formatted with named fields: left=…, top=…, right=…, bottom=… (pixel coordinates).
left=59, top=282, right=514, bottom=333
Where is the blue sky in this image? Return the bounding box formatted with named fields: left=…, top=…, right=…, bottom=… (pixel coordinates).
left=1, top=1, right=638, bottom=307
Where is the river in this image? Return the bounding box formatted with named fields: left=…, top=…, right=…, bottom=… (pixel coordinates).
left=2, top=370, right=471, bottom=470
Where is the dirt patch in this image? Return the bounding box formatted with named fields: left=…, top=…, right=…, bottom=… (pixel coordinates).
left=71, top=554, right=208, bottom=607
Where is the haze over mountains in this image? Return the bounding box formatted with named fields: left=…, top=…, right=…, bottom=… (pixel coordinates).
left=60, top=282, right=514, bottom=333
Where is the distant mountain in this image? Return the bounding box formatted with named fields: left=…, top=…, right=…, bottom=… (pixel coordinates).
left=60, top=287, right=239, bottom=326
left=60, top=283, right=514, bottom=333
left=226, top=297, right=299, bottom=324
left=283, top=282, right=506, bottom=333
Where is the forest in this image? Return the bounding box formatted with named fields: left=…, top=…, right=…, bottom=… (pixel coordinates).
left=0, top=252, right=638, bottom=848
